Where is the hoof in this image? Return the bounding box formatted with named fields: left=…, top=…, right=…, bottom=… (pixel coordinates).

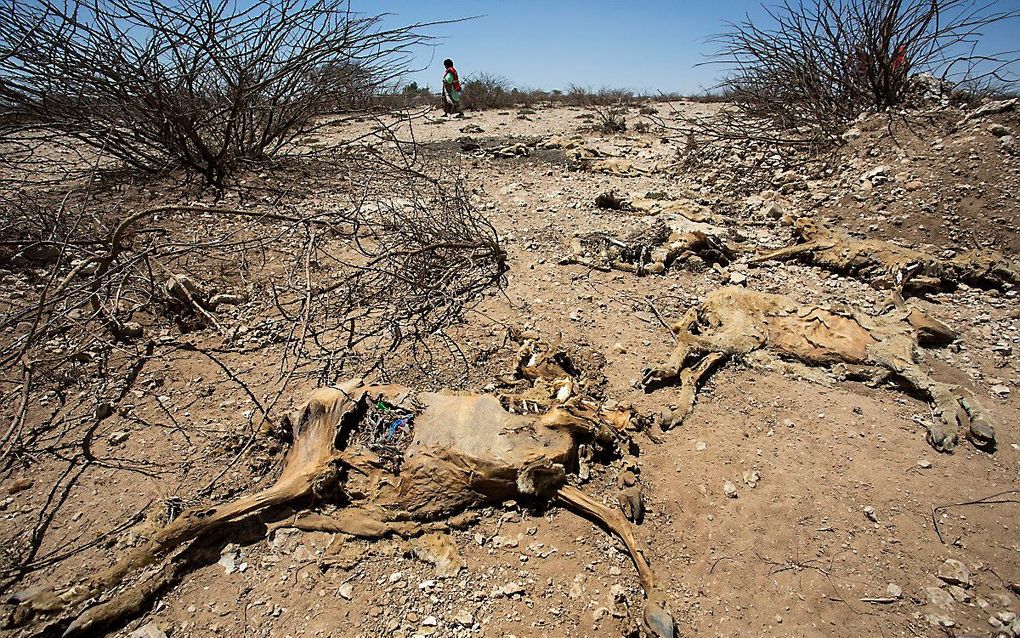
left=617, top=485, right=644, bottom=523
left=966, top=416, right=996, bottom=451
left=925, top=425, right=958, bottom=453
left=640, top=367, right=678, bottom=391
left=643, top=597, right=675, bottom=638
left=659, top=408, right=677, bottom=431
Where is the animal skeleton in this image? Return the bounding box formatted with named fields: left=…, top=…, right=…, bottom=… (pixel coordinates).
left=9, top=345, right=675, bottom=638
left=563, top=218, right=735, bottom=275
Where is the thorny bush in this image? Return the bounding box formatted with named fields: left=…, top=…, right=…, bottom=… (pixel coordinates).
left=688, top=0, right=1019, bottom=150
left=0, top=158, right=506, bottom=492
left=0, top=0, right=436, bottom=187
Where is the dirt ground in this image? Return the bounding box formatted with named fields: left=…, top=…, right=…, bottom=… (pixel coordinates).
left=2, top=99, right=1019, bottom=638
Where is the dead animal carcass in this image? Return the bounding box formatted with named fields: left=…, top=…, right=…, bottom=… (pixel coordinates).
left=641, top=286, right=996, bottom=453
left=9, top=369, right=674, bottom=637
left=751, top=217, right=1019, bottom=295
left=563, top=217, right=735, bottom=275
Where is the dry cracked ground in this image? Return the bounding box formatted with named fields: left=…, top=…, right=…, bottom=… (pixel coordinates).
left=2, top=98, right=1019, bottom=638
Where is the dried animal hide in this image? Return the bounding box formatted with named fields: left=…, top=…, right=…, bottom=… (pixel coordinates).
left=586, top=158, right=650, bottom=177
left=594, top=192, right=720, bottom=223
left=9, top=378, right=674, bottom=638
left=752, top=217, right=1019, bottom=295
left=642, top=286, right=996, bottom=453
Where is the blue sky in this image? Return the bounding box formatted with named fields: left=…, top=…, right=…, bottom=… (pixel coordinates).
left=373, top=0, right=1020, bottom=94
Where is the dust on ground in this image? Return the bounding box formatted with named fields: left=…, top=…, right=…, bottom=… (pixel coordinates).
left=2, top=99, right=1019, bottom=638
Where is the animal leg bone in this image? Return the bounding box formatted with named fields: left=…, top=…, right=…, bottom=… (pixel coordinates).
left=893, top=366, right=996, bottom=452
left=15, top=382, right=364, bottom=633
left=640, top=309, right=700, bottom=388
left=960, top=395, right=997, bottom=449
left=658, top=352, right=726, bottom=430
left=269, top=509, right=419, bottom=538
left=58, top=528, right=231, bottom=637
left=749, top=240, right=833, bottom=264
left=557, top=484, right=674, bottom=638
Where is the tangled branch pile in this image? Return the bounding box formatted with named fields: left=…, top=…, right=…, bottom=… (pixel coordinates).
left=0, top=166, right=505, bottom=478
left=0, top=0, right=432, bottom=186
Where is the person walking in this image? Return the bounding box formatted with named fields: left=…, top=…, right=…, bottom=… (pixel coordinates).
left=442, top=58, right=463, bottom=117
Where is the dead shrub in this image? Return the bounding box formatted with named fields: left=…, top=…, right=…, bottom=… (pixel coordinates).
left=0, top=0, right=433, bottom=187
left=460, top=73, right=518, bottom=111
left=0, top=150, right=507, bottom=480
left=689, top=0, right=1019, bottom=149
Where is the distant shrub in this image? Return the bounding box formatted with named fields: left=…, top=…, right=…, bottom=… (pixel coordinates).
left=565, top=85, right=637, bottom=107
left=459, top=73, right=517, bottom=110
left=452, top=73, right=646, bottom=111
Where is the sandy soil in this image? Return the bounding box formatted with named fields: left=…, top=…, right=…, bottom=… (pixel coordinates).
left=2, top=99, right=1019, bottom=638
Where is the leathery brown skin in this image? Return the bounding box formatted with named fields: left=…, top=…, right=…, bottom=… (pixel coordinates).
left=10, top=376, right=676, bottom=638
left=750, top=216, right=1020, bottom=295
left=641, top=286, right=996, bottom=453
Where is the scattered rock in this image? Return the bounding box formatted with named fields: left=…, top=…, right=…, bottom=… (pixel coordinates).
left=218, top=544, right=245, bottom=574
left=948, top=585, right=971, bottom=603
left=4, top=478, right=33, bottom=495
left=108, top=430, right=130, bottom=445
left=988, top=593, right=1014, bottom=608
left=917, top=459, right=932, bottom=469
left=763, top=201, right=785, bottom=219
left=925, top=586, right=956, bottom=610
left=493, top=581, right=526, bottom=597
left=742, top=470, right=761, bottom=488
left=453, top=610, right=473, bottom=626
left=723, top=481, right=738, bottom=498
left=128, top=624, right=168, bottom=638
left=338, top=583, right=354, bottom=600
left=937, top=558, right=972, bottom=588
left=861, top=165, right=891, bottom=184
left=992, top=342, right=1013, bottom=356
left=863, top=505, right=878, bottom=522
left=887, top=583, right=902, bottom=599
left=959, top=97, right=1016, bottom=124
left=988, top=123, right=1011, bottom=137
left=924, top=612, right=956, bottom=628
left=491, top=535, right=519, bottom=549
